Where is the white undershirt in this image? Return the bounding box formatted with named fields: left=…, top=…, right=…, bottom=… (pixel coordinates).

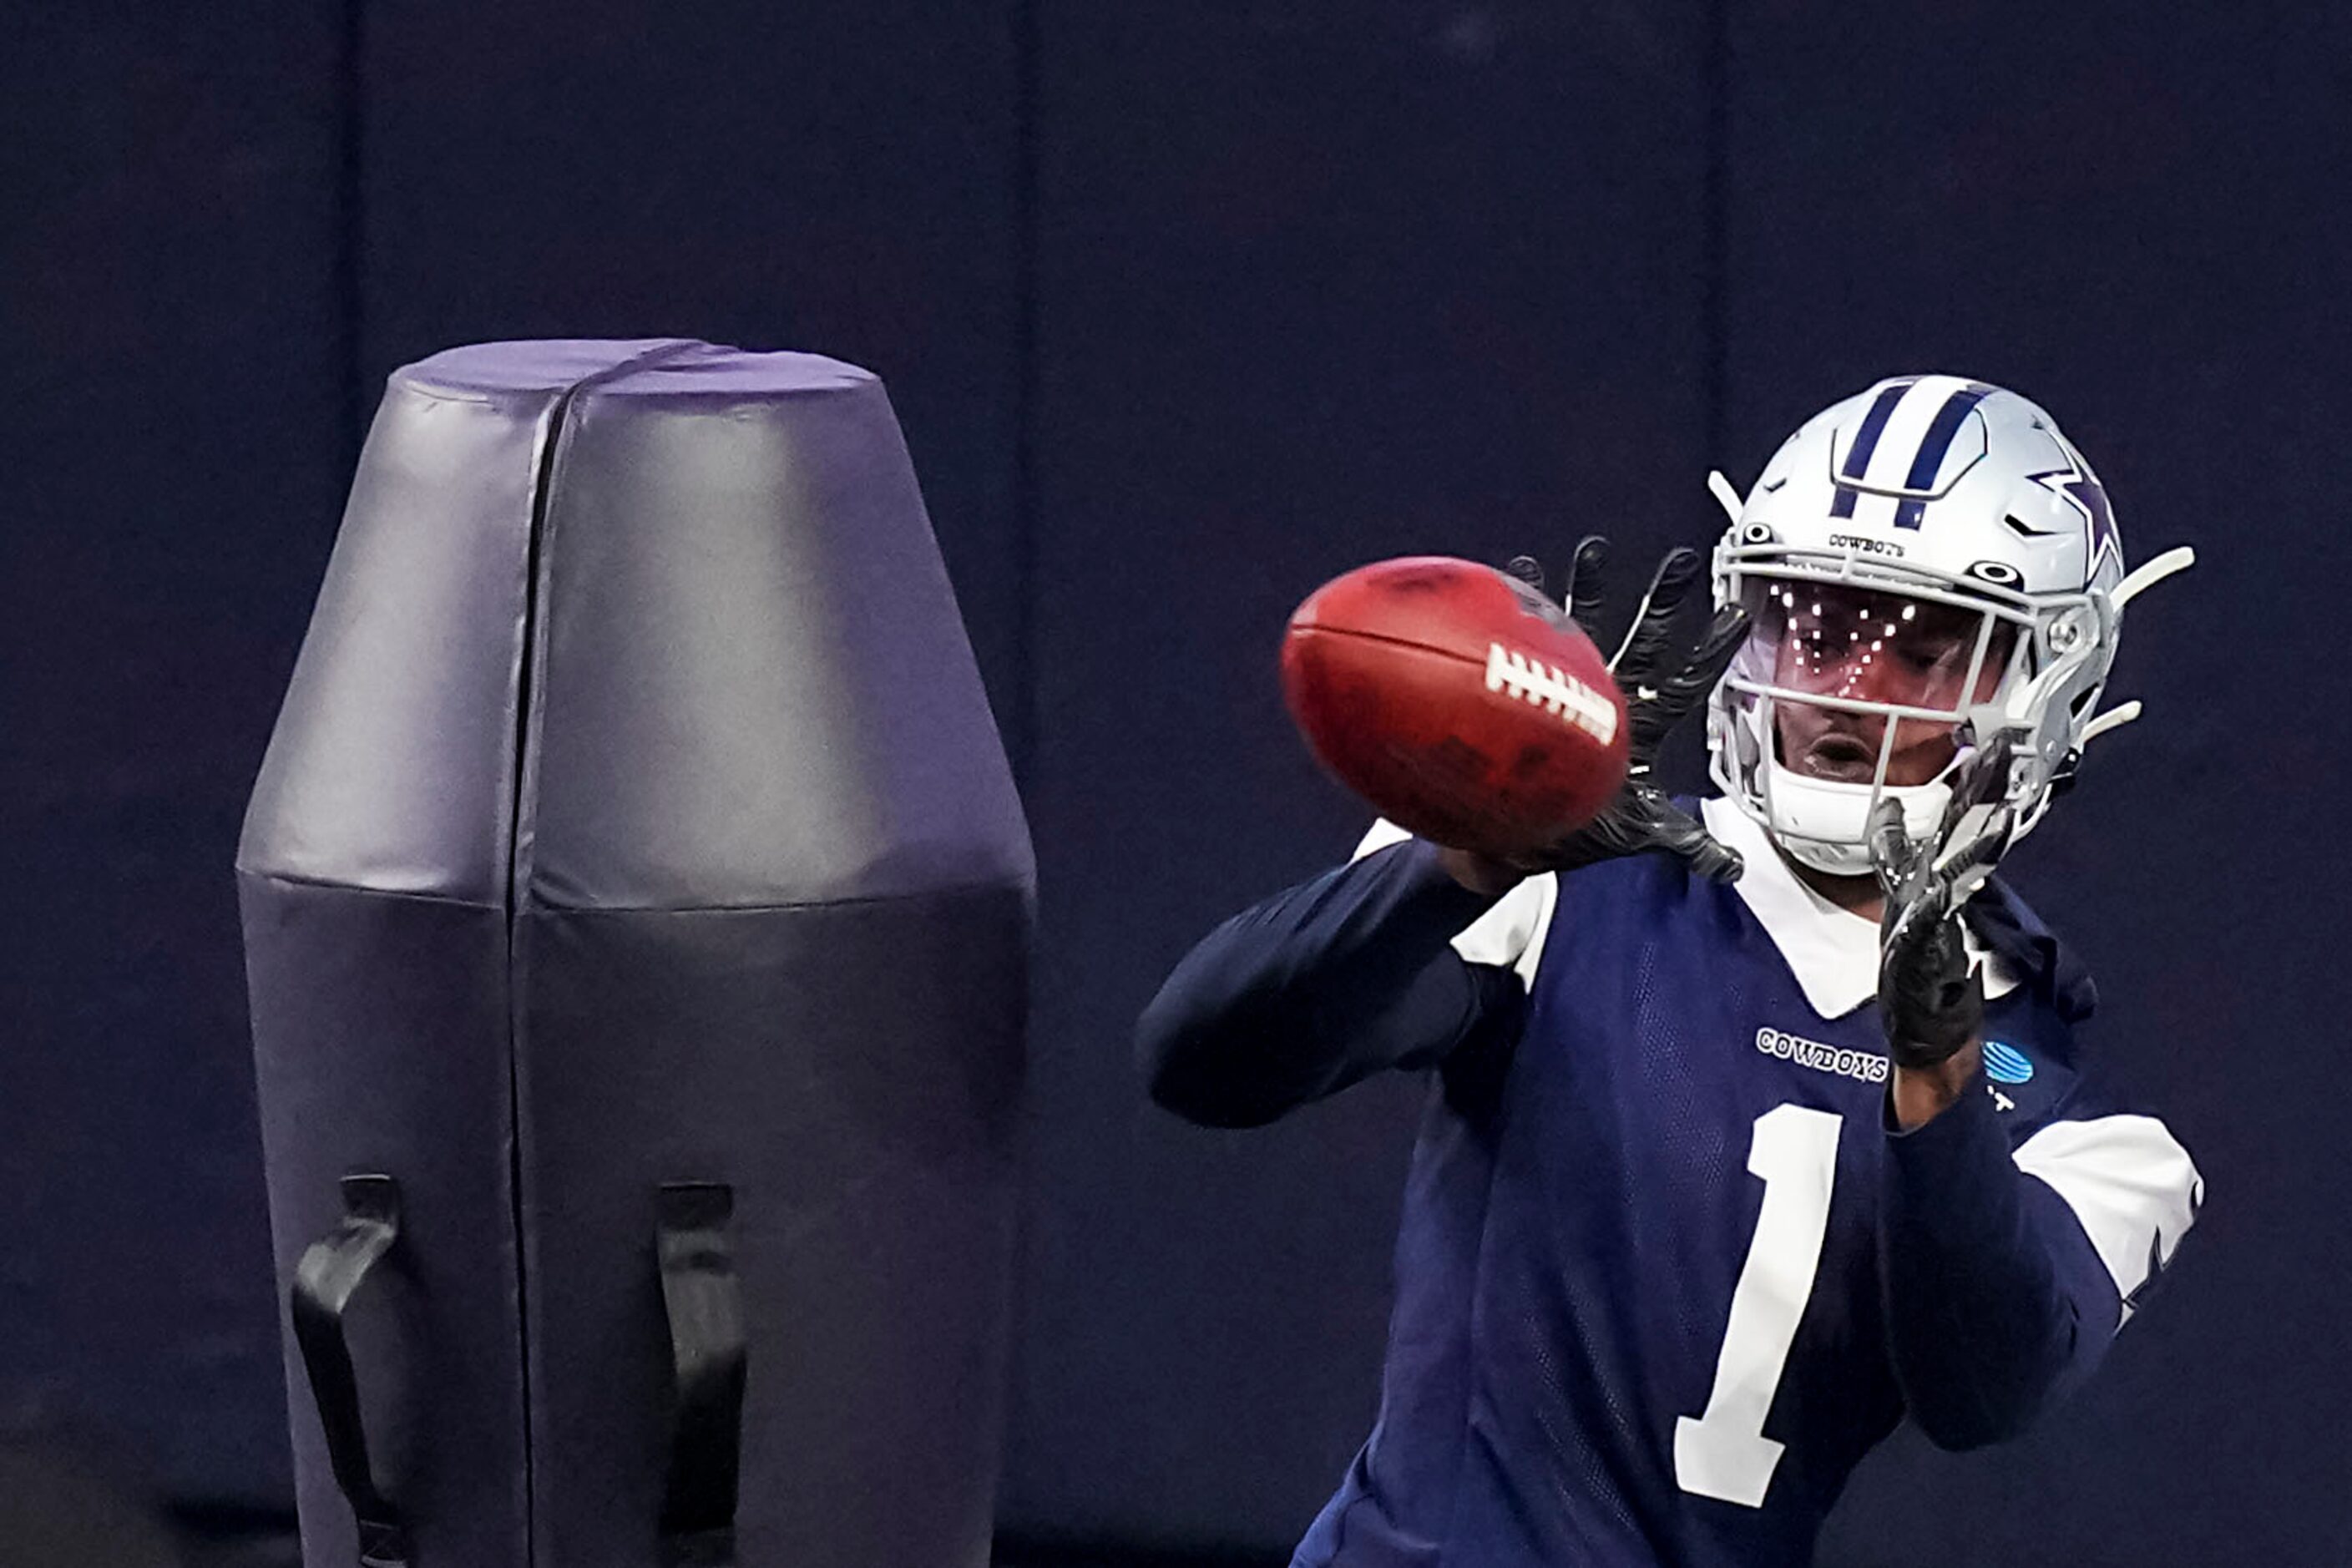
left=1697, top=796, right=2018, bottom=1018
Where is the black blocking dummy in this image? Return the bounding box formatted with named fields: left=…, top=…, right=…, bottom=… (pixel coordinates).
left=235, top=341, right=1034, bottom=1568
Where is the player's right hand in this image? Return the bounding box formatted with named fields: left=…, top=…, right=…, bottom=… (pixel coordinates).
left=1443, top=539, right=1748, bottom=891
left=1869, top=730, right=2018, bottom=1067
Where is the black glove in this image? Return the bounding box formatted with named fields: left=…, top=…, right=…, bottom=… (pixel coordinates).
left=1500, top=538, right=1751, bottom=883
left=1869, top=731, right=2019, bottom=1068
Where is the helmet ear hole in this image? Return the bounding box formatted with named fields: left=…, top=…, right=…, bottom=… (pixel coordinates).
left=1741, top=522, right=1775, bottom=544
left=1967, top=559, right=2023, bottom=587
left=2046, top=605, right=2095, bottom=655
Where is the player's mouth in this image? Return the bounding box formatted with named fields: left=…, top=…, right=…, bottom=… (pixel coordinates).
left=1797, top=733, right=1880, bottom=783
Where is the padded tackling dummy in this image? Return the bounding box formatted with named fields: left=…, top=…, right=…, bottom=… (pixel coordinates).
left=236, top=341, right=1033, bottom=1568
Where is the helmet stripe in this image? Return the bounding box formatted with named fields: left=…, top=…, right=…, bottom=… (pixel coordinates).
left=1840, top=380, right=1916, bottom=480
left=1831, top=378, right=1916, bottom=518
left=1891, top=385, right=1992, bottom=529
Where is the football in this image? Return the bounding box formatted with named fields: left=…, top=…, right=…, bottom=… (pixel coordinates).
left=1281, top=556, right=1630, bottom=860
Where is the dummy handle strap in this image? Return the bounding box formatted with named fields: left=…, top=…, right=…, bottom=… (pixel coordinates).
left=657, top=1181, right=746, bottom=1568
left=290, top=1174, right=407, bottom=1568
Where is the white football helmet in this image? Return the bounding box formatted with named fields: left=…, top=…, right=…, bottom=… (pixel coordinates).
left=1705, top=373, right=2193, bottom=876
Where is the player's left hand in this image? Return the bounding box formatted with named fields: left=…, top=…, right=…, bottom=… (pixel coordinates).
left=1502, top=538, right=1751, bottom=883
left=1869, top=731, right=2019, bottom=1070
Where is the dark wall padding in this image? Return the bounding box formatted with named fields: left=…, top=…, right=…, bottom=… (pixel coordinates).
left=0, top=0, right=347, bottom=1505
left=237, top=341, right=1034, bottom=1567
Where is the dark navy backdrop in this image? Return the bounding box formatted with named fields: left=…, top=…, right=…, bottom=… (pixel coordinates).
left=4, top=2, right=2343, bottom=1560
left=2, top=0, right=346, bottom=1511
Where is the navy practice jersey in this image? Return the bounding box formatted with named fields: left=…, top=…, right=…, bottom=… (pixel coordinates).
left=1138, top=797, right=2201, bottom=1568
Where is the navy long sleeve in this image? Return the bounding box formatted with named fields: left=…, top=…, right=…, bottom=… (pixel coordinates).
left=1136, top=838, right=1525, bottom=1128
left=1879, top=1068, right=2123, bottom=1449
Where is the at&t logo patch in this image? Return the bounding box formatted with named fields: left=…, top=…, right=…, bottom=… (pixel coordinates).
left=1983, top=1040, right=2036, bottom=1085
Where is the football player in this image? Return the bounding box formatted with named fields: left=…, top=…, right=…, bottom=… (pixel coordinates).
left=1138, top=376, right=2204, bottom=1566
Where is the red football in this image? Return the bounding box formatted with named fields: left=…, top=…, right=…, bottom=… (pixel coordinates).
left=1281, top=556, right=1630, bottom=859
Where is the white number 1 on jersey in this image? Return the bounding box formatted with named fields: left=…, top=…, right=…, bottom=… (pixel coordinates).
left=1673, top=1104, right=1843, bottom=1508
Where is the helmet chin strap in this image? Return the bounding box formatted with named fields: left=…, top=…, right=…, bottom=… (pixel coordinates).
left=1762, top=763, right=1953, bottom=879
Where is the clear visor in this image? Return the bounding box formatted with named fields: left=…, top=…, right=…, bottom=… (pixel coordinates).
left=1724, top=576, right=2020, bottom=792
left=1738, top=579, right=2014, bottom=711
